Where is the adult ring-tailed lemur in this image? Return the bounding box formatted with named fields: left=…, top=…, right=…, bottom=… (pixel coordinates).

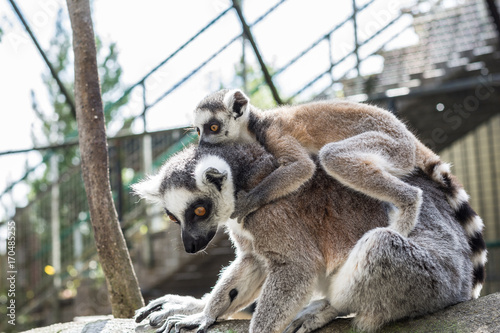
left=133, top=142, right=485, bottom=333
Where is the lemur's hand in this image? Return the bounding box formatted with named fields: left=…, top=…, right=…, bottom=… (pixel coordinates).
left=134, top=294, right=205, bottom=328
left=230, top=190, right=256, bottom=221
left=154, top=312, right=216, bottom=333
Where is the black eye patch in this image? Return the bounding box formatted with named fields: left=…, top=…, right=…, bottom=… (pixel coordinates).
left=184, top=198, right=213, bottom=225
left=203, top=119, right=221, bottom=135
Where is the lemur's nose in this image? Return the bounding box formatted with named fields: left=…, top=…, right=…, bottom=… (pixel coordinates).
left=182, top=230, right=216, bottom=253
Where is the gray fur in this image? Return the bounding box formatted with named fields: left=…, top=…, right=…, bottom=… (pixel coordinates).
left=196, top=89, right=229, bottom=113
left=134, top=143, right=473, bottom=333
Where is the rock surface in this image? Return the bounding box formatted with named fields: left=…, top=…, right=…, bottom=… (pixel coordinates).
left=23, top=293, right=500, bottom=333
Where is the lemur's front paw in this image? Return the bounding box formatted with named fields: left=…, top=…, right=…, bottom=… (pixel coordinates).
left=134, top=294, right=205, bottom=326
left=230, top=190, right=253, bottom=220
left=155, top=312, right=215, bottom=333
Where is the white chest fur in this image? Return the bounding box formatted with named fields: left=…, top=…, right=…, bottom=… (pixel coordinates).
left=226, top=218, right=255, bottom=243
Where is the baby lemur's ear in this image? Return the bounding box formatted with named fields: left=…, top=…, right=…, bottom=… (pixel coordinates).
left=131, top=174, right=163, bottom=204
left=224, top=89, right=249, bottom=119
left=203, top=167, right=228, bottom=192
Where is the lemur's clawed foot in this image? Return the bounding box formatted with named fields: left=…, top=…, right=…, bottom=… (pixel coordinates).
left=134, top=294, right=206, bottom=329
left=155, top=313, right=215, bottom=333
left=134, top=303, right=163, bottom=324
left=284, top=299, right=339, bottom=333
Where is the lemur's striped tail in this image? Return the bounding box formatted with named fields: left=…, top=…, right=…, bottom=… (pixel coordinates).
left=416, top=141, right=487, bottom=299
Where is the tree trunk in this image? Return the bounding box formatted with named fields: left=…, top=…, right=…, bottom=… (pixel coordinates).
left=65, top=0, right=144, bottom=317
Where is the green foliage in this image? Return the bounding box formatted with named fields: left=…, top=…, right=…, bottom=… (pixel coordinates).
left=29, top=9, right=76, bottom=198
left=214, top=50, right=282, bottom=110
left=28, top=8, right=130, bottom=198
left=233, top=58, right=278, bottom=109
left=96, top=37, right=130, bottom=123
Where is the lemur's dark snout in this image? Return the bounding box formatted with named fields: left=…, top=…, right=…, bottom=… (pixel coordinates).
left=182, top=230, right=216, bottom=253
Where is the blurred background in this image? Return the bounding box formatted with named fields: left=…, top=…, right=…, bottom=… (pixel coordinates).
left=0, top=0, right=499, bottom=331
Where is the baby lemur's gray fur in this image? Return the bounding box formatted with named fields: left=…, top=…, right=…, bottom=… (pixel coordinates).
left=133, top=142, right=484, bottom=333
left=192, top=89, right=486, bottom=298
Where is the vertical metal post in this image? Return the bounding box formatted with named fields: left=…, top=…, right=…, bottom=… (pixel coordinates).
left=50, top=154, right=61, bottom=322
left=241, top=35, right=248, bottom=92
left=141, top=82, right=148, bottom=132
left=461, top=140, right=471, bottom=195
left=140, top=80, right=155, bottom=266
left=232, top=0, right=283, bottom=104
left=472, top=131, right=487, bottom=221
left=142, top=133, right=154, bottom=267
left=326, top=33, right=335, bottom=85
left=352, top=0, right=361, bottom=76
left=487, top=121, right=499, bottom=238
left=142, top=135, right=153, bottom=175
left=73, top=224, right=83, bottom=271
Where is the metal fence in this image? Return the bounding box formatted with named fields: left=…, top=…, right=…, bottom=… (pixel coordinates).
left=440, top=114, right=500, bottom=295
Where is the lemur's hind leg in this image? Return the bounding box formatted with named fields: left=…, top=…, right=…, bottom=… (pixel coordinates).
left=319, top=131, right=422, bottom=237
left=329, top=228, right=446, bottom=333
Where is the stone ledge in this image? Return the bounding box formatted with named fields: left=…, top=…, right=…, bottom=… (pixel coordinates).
left=23, top=292, right=500, bottom=332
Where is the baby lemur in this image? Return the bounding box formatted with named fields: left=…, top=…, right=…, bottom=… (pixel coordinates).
left=193, top=89, right=453, bottom=236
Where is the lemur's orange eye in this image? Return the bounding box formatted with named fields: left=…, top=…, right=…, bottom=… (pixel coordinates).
left=194, top=206, right=206, bottom=216
left=196, top=128, right=200, bottom=136
left=210, top=124, right=219, bottom=132
left=168, top=214, right=178, bottom=223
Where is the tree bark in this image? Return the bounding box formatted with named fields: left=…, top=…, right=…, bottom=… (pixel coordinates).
left=65, top=0, right=144, bottom=317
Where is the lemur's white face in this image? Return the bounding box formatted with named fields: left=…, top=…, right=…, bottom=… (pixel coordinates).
left=133, top=154, right=235, bottom=253
left=193, top=108, right=242, bottom=145
left=193, top=89, right=253, bottom=145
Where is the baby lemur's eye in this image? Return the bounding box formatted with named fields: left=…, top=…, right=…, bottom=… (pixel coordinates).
left=196, top=127, right=200, bottom=136
left=194, top=206, right=206, bottom=216
left=203, top=120, right=221, bottom=135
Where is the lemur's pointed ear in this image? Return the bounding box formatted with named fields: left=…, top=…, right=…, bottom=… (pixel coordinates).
left=131, top=174, right=163, bottom=204
left=203, top=167, right=227, bottom=192
left=195, top=155, right=232, bottom=192
left=224, top=89, right=249, bottom=119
